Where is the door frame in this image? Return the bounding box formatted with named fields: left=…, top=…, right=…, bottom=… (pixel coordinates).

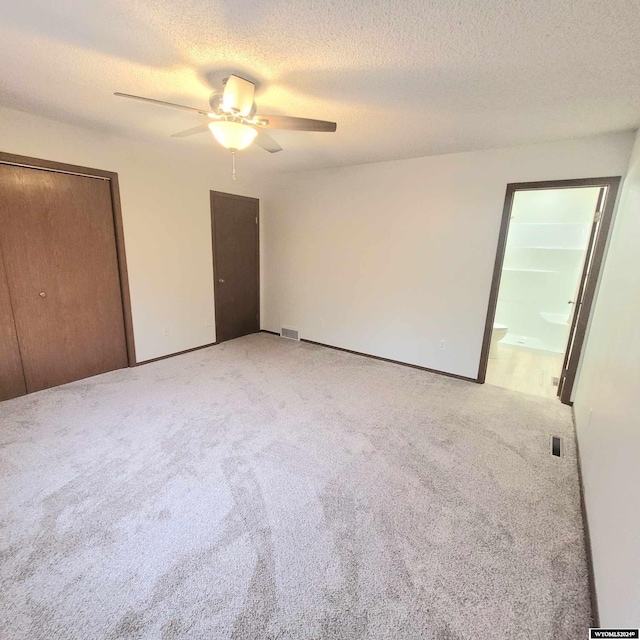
left=210, top=191, right=260, bottom=343
left=477, top=176, right=621, bottom=404
left=0, top=151, right=136, bottom=366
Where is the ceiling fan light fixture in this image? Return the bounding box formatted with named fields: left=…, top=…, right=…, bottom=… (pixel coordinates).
left=208, top=120, right=257, bottom=151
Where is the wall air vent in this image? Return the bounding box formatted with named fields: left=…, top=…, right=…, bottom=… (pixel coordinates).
left=280, top=327, right=300, bottom=341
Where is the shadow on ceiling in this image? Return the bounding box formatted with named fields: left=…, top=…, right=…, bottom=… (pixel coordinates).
left=274, top=66, right=612, bottom=112
left=0, top=0, right=180, bottom=68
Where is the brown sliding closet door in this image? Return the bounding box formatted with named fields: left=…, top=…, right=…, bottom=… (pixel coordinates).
left=0, top=165, right=128, bottom=394
left=0, top=253, right=26, bottom=400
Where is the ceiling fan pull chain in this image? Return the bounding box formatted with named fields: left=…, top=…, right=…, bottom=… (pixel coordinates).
left=231, top=150, right=237, bottom=181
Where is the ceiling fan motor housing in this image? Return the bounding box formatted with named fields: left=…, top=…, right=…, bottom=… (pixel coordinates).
left=208, top=92, right=223, bottom=112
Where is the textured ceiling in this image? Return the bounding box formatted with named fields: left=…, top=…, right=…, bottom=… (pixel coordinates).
left=1, top=0, right=639, bottom=172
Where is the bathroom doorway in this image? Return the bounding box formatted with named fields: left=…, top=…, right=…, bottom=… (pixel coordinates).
left=478, top=177, right=621, bottom=404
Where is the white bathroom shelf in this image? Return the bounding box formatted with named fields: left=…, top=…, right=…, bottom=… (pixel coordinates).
left=511, top=246, right=584, bottom=251
left=502, top=268, right=555, bottom=273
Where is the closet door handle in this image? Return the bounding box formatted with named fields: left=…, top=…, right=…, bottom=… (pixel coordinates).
left=39, top=291, right=47, bottom=298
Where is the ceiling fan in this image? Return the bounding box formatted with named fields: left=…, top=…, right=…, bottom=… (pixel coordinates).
left=115, top=75, right=337, bottom=178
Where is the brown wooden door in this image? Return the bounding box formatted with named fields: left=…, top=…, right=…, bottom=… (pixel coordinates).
left=0, top=247, right=26, bottom=400
left=211, top=192, right=259, bottom=343
left=557, top=185, right=617, bottom=404
left=0, top=165, right=128, bottom=394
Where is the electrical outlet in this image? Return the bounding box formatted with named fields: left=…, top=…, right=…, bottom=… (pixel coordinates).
left=439, top=340, right=446, bottom=351
left=320, top=318, right=325, bottom=327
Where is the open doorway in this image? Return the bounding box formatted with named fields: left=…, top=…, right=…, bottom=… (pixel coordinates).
left=478, top=177, right=621, bottom=404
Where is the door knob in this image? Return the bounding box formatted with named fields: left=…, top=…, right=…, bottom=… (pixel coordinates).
left=39, top=291, right=47, bottom=298
left=218, top=279, right=225, bottom=283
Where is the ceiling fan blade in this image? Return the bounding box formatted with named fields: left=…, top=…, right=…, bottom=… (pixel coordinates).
left=222, top=75, right=255, bottom=116
left=114, top=92, right=212, bottom=116
left=253, top=129, right=283, bottom=153
left=255, top=114, right=337, bottom=132
left=171, top=124, right=211, bottom=138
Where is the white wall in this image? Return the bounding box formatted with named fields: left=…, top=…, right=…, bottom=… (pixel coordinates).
left=0, top=107, right=263, bottom=362
left=574, top=129, right=640, bottom=626
left=262, top=133, right=634, bottom=378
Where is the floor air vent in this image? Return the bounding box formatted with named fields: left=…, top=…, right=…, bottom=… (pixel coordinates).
left=280, top=327, right=300, bottom=341
left=551, top=436, right=563, bottom=457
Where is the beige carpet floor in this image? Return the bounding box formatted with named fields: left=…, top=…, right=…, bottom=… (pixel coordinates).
left=0, top=333, right=590, bottom=639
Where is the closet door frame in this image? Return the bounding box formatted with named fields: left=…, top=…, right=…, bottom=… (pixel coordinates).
left=0, top=151, right=136, bottom=366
